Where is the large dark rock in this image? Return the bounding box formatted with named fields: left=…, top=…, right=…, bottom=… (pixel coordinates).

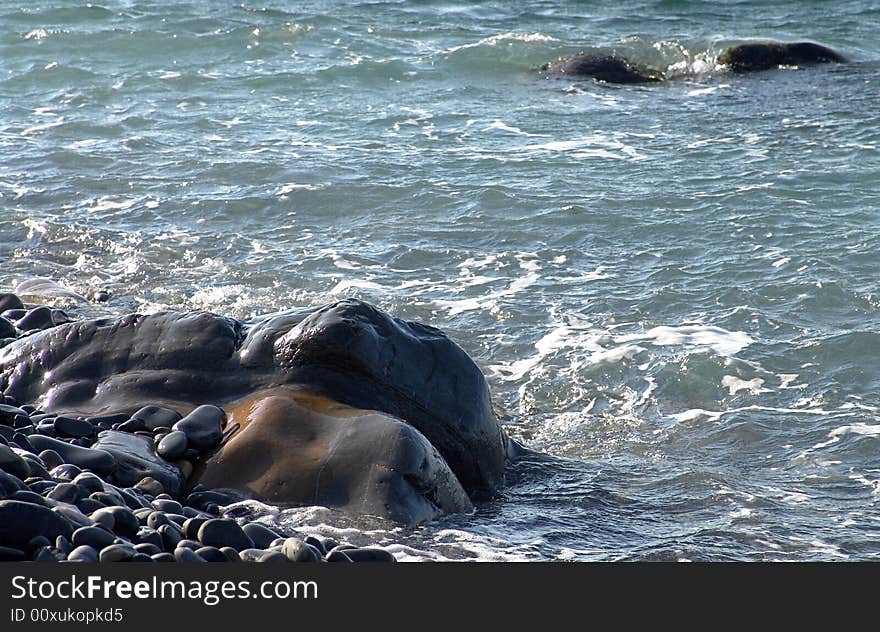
left=27, top=434, right=117, bottom=475
left=0, top=299, right=510, bottom=523
left=542, top=53, right=663, bottom=83
left=719, top=41, right=847, bottom=73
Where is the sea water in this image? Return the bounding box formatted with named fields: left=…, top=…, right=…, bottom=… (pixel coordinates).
left=2, top=0, right=880, bottom=560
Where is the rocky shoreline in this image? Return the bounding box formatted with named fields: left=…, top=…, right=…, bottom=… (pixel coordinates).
left=0, top=287, right=510, bottom=562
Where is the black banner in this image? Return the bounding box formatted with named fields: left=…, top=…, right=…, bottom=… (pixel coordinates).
left=0, top=563, right=873, bottom=627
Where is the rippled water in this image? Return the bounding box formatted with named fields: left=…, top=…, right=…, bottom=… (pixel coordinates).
left=3, top=1, right=880, bottom=560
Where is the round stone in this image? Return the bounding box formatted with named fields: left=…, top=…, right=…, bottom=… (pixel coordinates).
left=156, top=431, right=188, bottom=460
left=67, top=545, right=99, bottom=563
left=46, top=482, right=80, bottom=504
left=172, top=405, right=224, bottom=453
left=341, top=547, right=397, bottom=563
left=174, top=547, right=205, bottom=563
left=242, top=522, right=281, bottom=549
left=53, top=416, right=95, bottom=439
left=71, top=526, right=117, bottom=550
left=195, top=546, right=228, bottom=562
left=197, top=518, right=254, bottom=552
left=99, top=543, right=137, bottom=563
left=282, top=538, right=322, bottom=563
left=0, top=317, right=15, bottom=339
left=0, top=444, right=30, bottom=479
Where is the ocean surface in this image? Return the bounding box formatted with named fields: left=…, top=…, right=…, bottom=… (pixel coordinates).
left=2, top=0, right=879, bottom=561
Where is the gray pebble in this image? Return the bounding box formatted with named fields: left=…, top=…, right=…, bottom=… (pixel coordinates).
left=67, top=545, right=99, bottom=563
left=198, top=518, right=254, bottom=552
left=99, top=543, right=137, bottom=563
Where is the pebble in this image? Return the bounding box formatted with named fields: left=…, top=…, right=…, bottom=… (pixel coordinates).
left=29, top=435, right=116, bottom=475
left=157, top=524, right=183, bottom=551
left=174, top=547, right=205, bottom=563
left=147, top=511, right=170, bottom=530
left=91, top=506, right=139, bottom=538
left=72, top=525, right=117, bottom=550
left=239, top=548, right=287, bottom=563
left=131, top=406, right=182, bottom=432
left=242, top=522, right=281, bottom=549
left=77, top=498, right=106, bottom=514
left=326, top=550, right=354, bottom=563
left=151, top=552, right=176, bottom=563
left=130, top=553, right=154, bottom=563
left=0, top=316, right=15, bottom=339
left=0, top=404, right=28, bottom=426
left=304, top=535, right=328, bottom=555
left=99, top=543, right=137, bottom=563
left=134, top=543, right=161, bottom=556
left=72, top=472, right=105, bottom=495
left=0, top=444, right=30, bottom=479
left=53, top=416, right=95, bottom=439
left=67, top=545, right=99, bottom=563
left=16, top=306, right=55, bottom=332
left=134, top=476, right=165, bottom=497
left=342, top=547, right=397, bottom=563
left=52, top=464, right=83, bottom=480
left=13, top=490, right=50, bottom=506
left=52, top=504, right=92, bottom=529
left=0, top=293, right=24, bottom=312
left=135, top=527, right=163, bottom=549
left=282, top=538, right=322, bottom=563
left=0, top=500, right=73, bottom=548
left=151, top=498, right=182, bottom=514
left=182, top=517, right=208, bottom=541
left=156, top=430, right=188, bottom=460
left=172, top=405, right=224, bottom=452
left=117, top=418, right=145, bottom=433
left=195, top=546, right=228, bottom=562
left=197, top=518, right=254, bottom=552
left=46, top=482, right=80, bottom=504
left=220, top=547, right=241, bottom=562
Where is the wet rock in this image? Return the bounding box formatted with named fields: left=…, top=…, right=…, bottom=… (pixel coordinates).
left=134, top=476, right=165, bottom=497
left=67, top=545, right=99, bottom=563
left=0, top=293, right=24, bottom=313
left=0, top=500, right=73, bottom=548
left=72, top=472, right=105, bottom=495
left=152, top=498, right=183, bottom=514
left=53, top=416, right=95, bottom=439
left=132, top=406, right=182, bottom=432
left=0, top=317, right=16, bottom=339
left=134, top=527, right=163, bottom=550
left=157, top=523, right=183, bottom=551
left=77, top=498, right=105, bottom=514
left=239, top=548, right=287, bottom=563
left=174, top=547, right=205, bottom=563
left=16, top=306, right=55, bottom=332
left=0, top=444, right=30, bottom=479
left=0, top=404, right=28, bottom=427
left=52, top=504, right=92, bottom=529
left=99, top=543, right=137, bottom=563
left=90, top=506, right=139, bottom=538
left=326, top=550, right=354, bottom=563
left=342, top=547, right=397, bottom=563
left=242, top=522, right=281, bottom=549
left=282, top=538, right=321, bottom=563
left=135, top=543, right=161, bottom=556
left=156, top=430, right=188, bottom=460
left=151, top=552, right=176, bottom=562
left=39, top=450, right=64, bottom=470
left=197, top=519, right=254, bottom=552
left=195, top=546, right=228, bottom=562
left=29, top=435, right=116, bottom=475
left=182, top=517, right=208, bottom=541
left=172, top=405, right=224, bottom=453
left=220, top=547, right=241, bottom=562
left=92, top=431, right=182, bottom=495
left=46, top=482, right=80, bottom=504
left=72, top=525, right=117, bottom=550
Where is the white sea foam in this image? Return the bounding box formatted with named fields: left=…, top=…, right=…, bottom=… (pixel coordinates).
left=615, top=324, right=754, bottom=356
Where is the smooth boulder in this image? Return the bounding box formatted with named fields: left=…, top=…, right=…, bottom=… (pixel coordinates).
left=719, top=41, right=847, bottom=72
